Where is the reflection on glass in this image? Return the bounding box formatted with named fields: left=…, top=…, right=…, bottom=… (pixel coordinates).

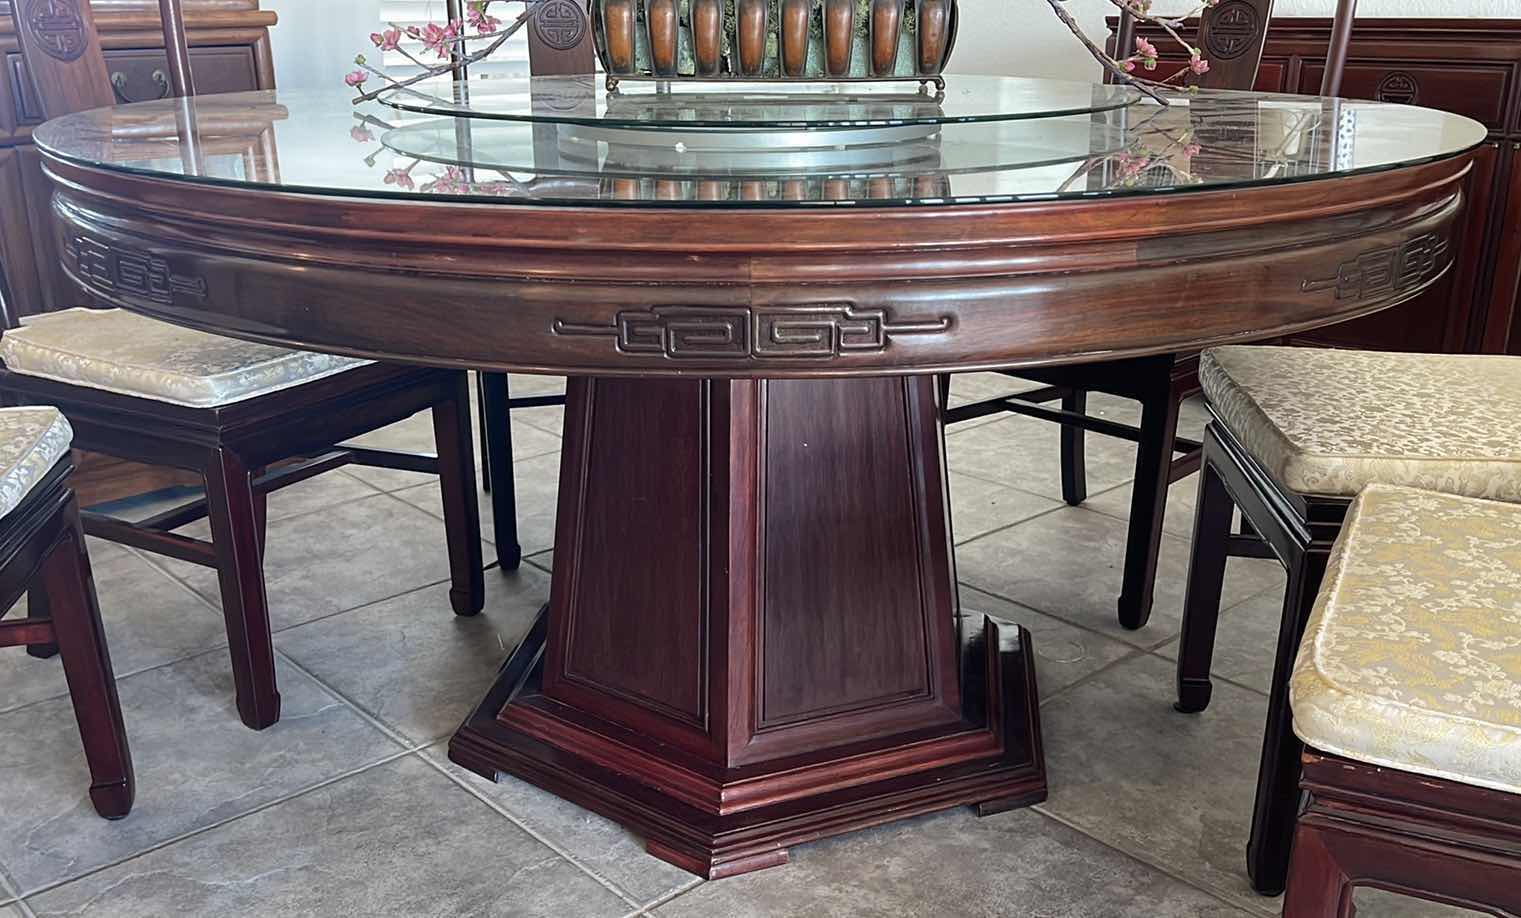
left=33, top=79, right=1485, bottom=209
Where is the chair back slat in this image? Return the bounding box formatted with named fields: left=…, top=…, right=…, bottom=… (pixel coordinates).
left=10, top=0, right=195, bottom=120
left=9, top=0, right=115, bottom=119
left=157, top=0, right=196, bottom=98
left=1114, top=0, right=1356, bottom=96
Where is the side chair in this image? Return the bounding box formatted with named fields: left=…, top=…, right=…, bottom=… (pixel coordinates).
left=941, top=0, right=1358, bottom=632
left=1177, top=347, right=1521, bottom=895
left=4, top=0, right=485, bottom=731
left=0, top=406, right=134, bottom=819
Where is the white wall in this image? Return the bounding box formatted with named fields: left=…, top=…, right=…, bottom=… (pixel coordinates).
left=258, top=0, right=1521, bottom=89
left=263, top=0, right=383, bottom=91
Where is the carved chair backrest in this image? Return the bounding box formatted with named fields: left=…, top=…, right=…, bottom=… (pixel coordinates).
left=1117, top=0, right=1357, bottom=95
left=4, top=0, right=195, bottom=330
left=11, top=0, right=195, bottom=121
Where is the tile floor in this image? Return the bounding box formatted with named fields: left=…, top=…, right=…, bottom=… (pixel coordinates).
left=0, top=374, right=1478, bottom=917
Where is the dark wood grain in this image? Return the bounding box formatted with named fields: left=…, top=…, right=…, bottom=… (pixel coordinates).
left=780, top=0, right=809, bottom=77
left=0, top=459, right=134, bottom=819
left=736, top=0, right=767, bottom=75
left=691, top=0, right=721, bottom=76
left=36, top=151, right=1472, bottom=378
left=868, top=0, right=899, bottom=76
left=645, top=0, right=677, bottom=76
left=599, top=0, right=635, bottom=73
left=4, top=0, right=486, bottom=732
left=917, top=0, right=950, bottom=74
left=823, top=0, right=853, bottom=76
left=1285, top=752, right=1521, bottom=916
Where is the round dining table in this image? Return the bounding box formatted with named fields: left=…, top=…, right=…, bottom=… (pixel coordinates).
left=29, top=75, right=1484, bottom=880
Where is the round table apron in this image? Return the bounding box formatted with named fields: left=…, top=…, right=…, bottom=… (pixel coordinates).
left=29, top=80, right=1485, bottom=879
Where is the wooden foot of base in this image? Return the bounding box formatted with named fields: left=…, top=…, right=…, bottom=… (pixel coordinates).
left=646, top=839, right=790, bottom=879
left=451, top=611, right=1046, bottom=879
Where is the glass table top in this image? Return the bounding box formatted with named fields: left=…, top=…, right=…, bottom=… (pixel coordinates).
left=32, top=77, right=1488, bottom=209
left=375, top=75, right=1141, bottom=129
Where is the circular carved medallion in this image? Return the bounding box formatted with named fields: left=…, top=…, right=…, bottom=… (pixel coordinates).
left=532, top=0, right=588, bottom=51
left=1204, top=1, right=1260, bottom=61
left=24, top=0, right=88, bottom=63
left=1376, top=71, right=1420, bottom=105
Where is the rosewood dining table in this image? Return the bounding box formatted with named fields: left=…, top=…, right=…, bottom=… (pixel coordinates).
left=26, top=76, right=1484, bottom=880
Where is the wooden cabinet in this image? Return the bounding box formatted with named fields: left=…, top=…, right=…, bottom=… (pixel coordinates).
left=1115, top=17, right=1521, bottom=355
left=0, top=0, right=276, bottom=316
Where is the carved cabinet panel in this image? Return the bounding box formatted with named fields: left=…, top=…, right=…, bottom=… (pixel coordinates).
left=0, top=0, right=275, bottom=317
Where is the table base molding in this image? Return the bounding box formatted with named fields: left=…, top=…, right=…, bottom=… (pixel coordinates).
left=450, top=607, right=1046, bottom=879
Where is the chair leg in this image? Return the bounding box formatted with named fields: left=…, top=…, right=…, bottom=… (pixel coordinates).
left=25, top=582, right=58, bottom=659
left=476, top=372, right=492, bottom=493
left=1116, top=368, right=1182, bottom=631
left=1174, top=447, right=1234, bottom=714
left=1281, top=824, right=1354, bottom=918
left=433, top=373, right=486, bottom=617
left=1059, top=389, right=1087, bottom=506
left=480, top=371, right=523, bottom=572
left=204, top=447, right=281, bottom=731
left=1247, top=546, right=1331, bottom=896
left=46, top=497, right=135, bottom=820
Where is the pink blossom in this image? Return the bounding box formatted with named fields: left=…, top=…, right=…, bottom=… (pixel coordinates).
left=1134, top=36, right=1157, bottom=59
left=1123, top=59, right=1136, bottom=72
left=350, top=125, right=375, bottom=143
left=1184, top=142, right=1202, bottom=157
left=1189, top=53, right=1209, bottom=74
left=344, top=69, right=368, bottom=87
left=468, top=4, right=502, bottom=33
left=384, top=168, right=417, bottom=190
left=417, top=20, right=461, bottom=59
left=370, top=27, right=403, bottom=51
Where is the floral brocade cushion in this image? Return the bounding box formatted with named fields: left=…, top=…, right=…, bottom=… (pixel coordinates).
left=0, top=407, right=72, bottom=521
left=0, top=308, right=370, bottom=409
left=1291, top=484, right=1521, bottom=793
left=1199, top=346, right=1521, bottom=500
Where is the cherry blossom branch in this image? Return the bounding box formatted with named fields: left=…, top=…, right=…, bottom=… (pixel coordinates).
left=346, top=0, right=536, bottom=104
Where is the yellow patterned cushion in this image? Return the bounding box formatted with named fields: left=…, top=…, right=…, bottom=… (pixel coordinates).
left=0, top=407, right=72, bottom=521
left=1200, top=346, right=1521, bottom=499
left=1291, top=484, right=1521, bottom=793
left=0, top=308, right=370, bottom=409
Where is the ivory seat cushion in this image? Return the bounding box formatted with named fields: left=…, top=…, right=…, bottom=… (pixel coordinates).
left=0, top=308, right=370, bottom=409
left=0, top=407, right=73, bottom=520
left=1291, top=484, right=1521, bottom=794
left=1199, top=346, right=1521, bottom=500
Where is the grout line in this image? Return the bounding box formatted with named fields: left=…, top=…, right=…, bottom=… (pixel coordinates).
left=1028, top=806, right=1272, bottom=916
left=373, top=488, right=498, bottom=548
left=414, top=747, right=646, bottom=910
left=0, top=865, right=20, bottom=908
left=11, top=899, right=36, bottom=918
left=12, top=750, right=415, bottom=902
left=272, top=649, right=419, bottom=752
left=1035, top=647, right=1152, bottom=709
left=636, top=876, right=706, bottom=914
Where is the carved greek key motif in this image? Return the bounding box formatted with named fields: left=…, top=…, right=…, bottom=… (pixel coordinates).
left=1302, top=233, right=1449, bottom=302
left=553, top=305, right=952, bottom=359
left=23, top=0, right=87, bottom=62
left=66, top=236, right=208, bottom=305
left=1204, top=1, right=1259, bottom=60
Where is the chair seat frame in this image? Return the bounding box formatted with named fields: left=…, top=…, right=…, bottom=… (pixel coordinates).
left=1285, top=751, right=1521, bottom=916
left=1, top=361, right=486, bottom=730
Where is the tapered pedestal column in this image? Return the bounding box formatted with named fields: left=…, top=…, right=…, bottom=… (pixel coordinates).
left=451, top=375, right=1046, bottom=878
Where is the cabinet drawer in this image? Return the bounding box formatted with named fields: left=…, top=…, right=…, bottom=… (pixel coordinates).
left=1299, top=62, right=1509, bottom=129
left=10, top=45, right=260, bottom=126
